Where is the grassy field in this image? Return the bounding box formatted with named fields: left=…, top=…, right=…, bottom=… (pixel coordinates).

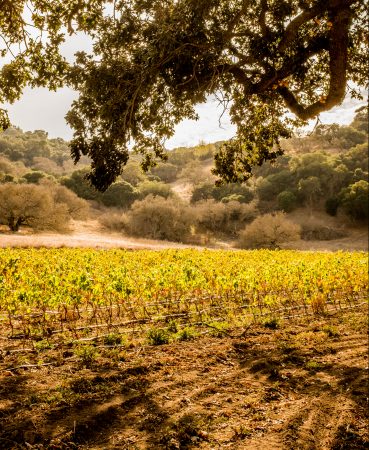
left=0, top=249, right=367, bottom=449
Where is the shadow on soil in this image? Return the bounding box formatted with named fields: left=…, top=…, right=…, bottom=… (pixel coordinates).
left=233, top=335, right=369, bottom=450
left=0, top=326, right=368, bottom=449
left=0, top=362, right=207, bottom=449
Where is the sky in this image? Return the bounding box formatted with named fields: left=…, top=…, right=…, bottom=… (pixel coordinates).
left=2, top=32, right=367, bottom=149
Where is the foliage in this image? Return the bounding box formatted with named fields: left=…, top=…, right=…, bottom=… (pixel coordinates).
left=120, top=161, right=147, bottom=186
left=298, top=176, right=322, bottom=210
left=176, top=327, right=197, bottom=341
left=75, top=345, right=99, bottom=368
left=0, top=183, right=73, bottom=232
left=147, top=328, right=170, bottom=346
left=137, top=180, right=174, bottom=199
left=0, top=2, right=367, bottom=189
left=277, top=190, right=297, bottom=213
left=193, top=199, right=257, bottom=236
left=340, top=180, right=369, bottom=221
left=0, top=128, right=80, bottom=170
left=58, top=0, right=367, bottom=189
left=103, top=333, right=123, bottom=346
left=21, top=170, right=47, bottom=184
left=238, top=212, right=301, bottom=249
left=191, top=182, right=254, bottom=204
left=325, top=197, right=340, bottom=216
left=100, top=181, right=140, bottom=209
left=0, top=248, right=366, bottom=345
left=127, top=195, right=193, bottom=241
left=256, top=170, right=296, bottom=202
left=0, top=111, right=367, bottom=228
left=169, top=144, right=217, bottom=168
left=98, top=210, right=129, bottom=233
left=150, top=163, right=180, bottom=183
left=61, top=169, right=102, bottom=201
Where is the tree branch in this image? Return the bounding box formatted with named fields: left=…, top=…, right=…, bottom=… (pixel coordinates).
left=258, top=0, right=268, bottom=37
left=278, top=0, right=357, bottom=53
left=253, top=36, right=329, bottom=93
left=277, top=4, right=352, bottom=120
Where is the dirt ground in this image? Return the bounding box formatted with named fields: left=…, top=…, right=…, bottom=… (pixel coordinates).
left=0, top=219, right=367, bottom=251
left=0, top=307, right=367, bottom=450
left=0, top=220, right=202, bottom=250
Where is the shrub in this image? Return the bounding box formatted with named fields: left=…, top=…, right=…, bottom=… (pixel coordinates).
left=137, top=180, right=174, bottom=199
left=301, top=224, right=347, bottom=241
left=100, top=181, right=139, bottom=209
left=212, top=183, right=254, bottom=204
left=99, top=210, right=129, bottom=232
left=325, top=197, right=340, bottom=216
left=176, top=327, right=197, bottom=341
left=75, top=345, right=99, bottom=368
left=190, top=182, right=214, bottom=203
left=193, top=199, right=257, bottom=236
left=340, top=180, right=368, bottom=221
left=120, top=161, right=147, bottom=186
left=127, top=195, right=193, bottom=241
left=49, top=184, right=89, bottom=219
left=256, top=170, right=295, bottom=201
left=277, top=190, right=297, bottom=213
left=61, top=169, right=102, bottom=201
left=147, top=328, right=170, bottom=345
left=150, top=163, right=179, bottom=183
left=103, top=333, right=124, bottom=346
left=21, top=170, right=46, bottom=184
left=238, top=212, right=301, bottom=249
left=0, top=183, right=72, bottom=232
left=191, top=182, right=254, bottom=204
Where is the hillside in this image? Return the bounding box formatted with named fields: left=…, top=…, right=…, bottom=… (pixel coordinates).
left=0, top=108, right=367, bottom=251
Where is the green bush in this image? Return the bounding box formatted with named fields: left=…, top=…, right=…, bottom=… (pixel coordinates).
left=191, top=182, right=254, bottom=204
left=277, top=190, right=297, bottom=213
left=21, top=170, right=46, bottom=184
left=75, top=345, right=99, bottom=368
left=147, top=328, right=170, bottom=345
left=101, top=181, right=139, bottom=209
left=137, top=180, right=174, bottom=199
left=61, top=169, right=101, bottom=201
left=340, top=180, right=368, bottom=221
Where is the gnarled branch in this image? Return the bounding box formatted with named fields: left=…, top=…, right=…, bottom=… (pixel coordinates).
left=277, top=4, right=352, bottom=120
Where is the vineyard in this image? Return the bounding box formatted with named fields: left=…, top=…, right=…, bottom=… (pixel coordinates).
left=0, top=248, right=368, bottom=449
left=0, top=249, right=367, bottom=349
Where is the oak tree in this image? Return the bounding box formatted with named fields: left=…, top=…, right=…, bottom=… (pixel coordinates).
left=1, top=0, right=367, bottom=189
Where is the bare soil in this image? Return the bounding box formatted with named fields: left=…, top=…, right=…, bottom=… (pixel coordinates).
left=0, top=219, right=367, bottom=251
left=0, top=221, right=201, bottom=250
left=0, top=308, right=367, bottom=449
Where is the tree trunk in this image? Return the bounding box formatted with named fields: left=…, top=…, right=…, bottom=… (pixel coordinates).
left=7, top=216, right=24, bottom=232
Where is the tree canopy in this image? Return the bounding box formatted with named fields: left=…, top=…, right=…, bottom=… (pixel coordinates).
left=1, top=0, right=368, bottom=190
